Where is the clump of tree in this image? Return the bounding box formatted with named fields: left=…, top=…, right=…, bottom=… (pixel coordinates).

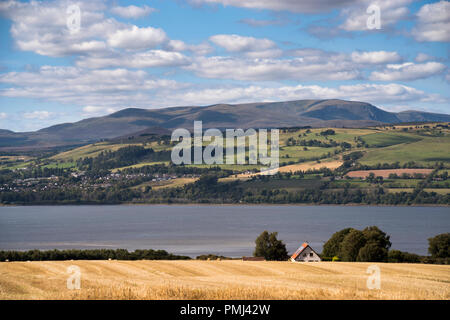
left=0, top=248, right=190, bottom=262
left=388, top=250, right=420, bottom=263
left=322, top=226, right=391, bottom=262
left=320, top=129, right=335, bottom=136
left=254, top=231, right=289, bottom=261
left=428, top=233, right=449, bottom=258
left=196, top=254, right=231, bottom=260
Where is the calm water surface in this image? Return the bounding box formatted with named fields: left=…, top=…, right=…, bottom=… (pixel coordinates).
left=0, top=205, right=448, bottom=257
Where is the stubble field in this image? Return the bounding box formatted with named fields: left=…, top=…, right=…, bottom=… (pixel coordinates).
left=0, top=260, right=449, bottom=300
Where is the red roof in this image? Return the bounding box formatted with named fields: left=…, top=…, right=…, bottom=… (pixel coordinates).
left=290, top=242, right=309, bottom=260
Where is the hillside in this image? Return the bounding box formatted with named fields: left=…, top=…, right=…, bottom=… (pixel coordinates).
left=1, top=260, right=448, bottom=299
left=1, top=123, right=449, bottom=206
left=1, top=99, right=449, bottom=150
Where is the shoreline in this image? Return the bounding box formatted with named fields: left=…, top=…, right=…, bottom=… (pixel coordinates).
left=1, top=202, right=449, bottom=207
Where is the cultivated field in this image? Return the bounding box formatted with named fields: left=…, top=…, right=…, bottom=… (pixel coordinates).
left=1, top=260, right=449, bottom=300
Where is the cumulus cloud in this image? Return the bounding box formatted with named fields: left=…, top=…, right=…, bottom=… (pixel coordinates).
left=23, top=110, right=53, bottom=120
left=76, top=50, right=190, bottom=69
left=0, top=66, right=181, bottom=108
left=0, top=64, right=446, bottom=117
left=0, top=112, right=7, bottom=119
left=351, top=51, right=402, bottom=64
left=415, top=53, right=434, bottom=63
left=107, top=25, right=168, bottom=50
left=370, top=62, right=447, bottom=81
left=151, top=83, right=446, bottom=109
left=0, top=1, right=171, bottom=57
left=190, top=0, right=359, bottom=13
left=186, top=50, right=361, bottom=81
left=165, top=40, right=213, bottom=55
left=0, top=0, right=122, bottom=57
left=412, top=1, right=450, bottom=42
left=339, top=0, right=412, bottom=31
left=110, top=5, right=155, bottom=19
left=210, top=34, right=276, bottom=52
left=82, top=106, right=120, bottom=116
left=209, top=34, right=282, bottom=58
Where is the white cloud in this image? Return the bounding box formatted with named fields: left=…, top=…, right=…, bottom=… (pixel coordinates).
left=107, top=25, right=168, bottom=50
left=190, top=0, right=359, bottom=13
left=23, top=110, right=53, bottom=120
left=165, top=40, right=213, bottom=55
left=110, top=5, right=155, bottom=19
left=351, top=51, right=402, bottom=64
left=76, top=50, right=190, bottom=68
left=0, top=1, right=170, bottom=57
left=209, top=34, right=281, bottom=58
left=0, top=65, right=446, bottom=116
left=415, top=53, right=434, bottom=63
left=155, top=83, right=446, bottom=109
left=186, top=53, right=360, bottom=81
left=340, top=0, right=412, bottom=31
left=82, top=106, right=120, bottom=116
left=210, top=34, right=276, bottom=52
left=0, top=112, right=7, bottom=119
left=370, top=62, right=447, bottom=81
left=0, top=66, right=182, bottom=108
left=412, top=1, right=450, bottom=42
left=0, top=0, right=122, bottom=57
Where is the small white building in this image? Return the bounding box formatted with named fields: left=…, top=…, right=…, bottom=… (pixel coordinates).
left=290, top=242, right=321, bottom=262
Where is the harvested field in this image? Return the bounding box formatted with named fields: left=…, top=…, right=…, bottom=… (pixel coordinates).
left=1, top=260, right=449, bottom=300
left=278, top=160, right=343, bottom=173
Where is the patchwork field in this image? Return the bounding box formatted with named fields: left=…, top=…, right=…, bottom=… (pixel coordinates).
left=0, top=260, right=449, bottom=300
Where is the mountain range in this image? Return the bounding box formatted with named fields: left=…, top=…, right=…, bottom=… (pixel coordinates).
left=1, top=99, right=449, bottom=150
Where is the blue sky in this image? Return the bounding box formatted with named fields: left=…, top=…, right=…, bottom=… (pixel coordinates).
left=0, top=0, right=449, bottom=131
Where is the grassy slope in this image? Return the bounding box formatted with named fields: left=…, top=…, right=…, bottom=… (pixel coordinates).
left=360, top=136, right=450, bottom=165
left=2, top=125, right=449, bottom=172
left=0, top=260, right=448, bottom=300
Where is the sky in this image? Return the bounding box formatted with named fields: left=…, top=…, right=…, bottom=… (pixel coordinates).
left=0, top=0, right=449, bottom=132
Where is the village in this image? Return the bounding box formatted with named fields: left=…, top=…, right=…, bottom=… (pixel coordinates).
left=0, top=171, right=201, bottom=194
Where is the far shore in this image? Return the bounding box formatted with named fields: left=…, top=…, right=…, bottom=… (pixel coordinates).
left=1, top=202, right=449, bottom=208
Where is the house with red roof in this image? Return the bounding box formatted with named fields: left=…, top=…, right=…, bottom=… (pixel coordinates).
left=290, top=242, right=321, bottom=262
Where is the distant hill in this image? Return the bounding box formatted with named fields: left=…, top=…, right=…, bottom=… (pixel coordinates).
left=1, top=99, right=449, bottom=150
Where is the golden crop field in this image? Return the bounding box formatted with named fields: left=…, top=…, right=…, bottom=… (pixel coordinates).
left=1, top=260, right=449, bottom=300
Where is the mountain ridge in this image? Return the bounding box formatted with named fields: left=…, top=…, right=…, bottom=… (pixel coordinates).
left=1, top=99, right=449, bottom=150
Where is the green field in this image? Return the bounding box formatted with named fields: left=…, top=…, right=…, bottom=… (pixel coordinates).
left=361, top=132, right=422, bottom=147
left=360, top=136, right=450, bottom=165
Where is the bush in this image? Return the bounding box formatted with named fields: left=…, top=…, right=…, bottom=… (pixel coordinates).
left=428, top=233, right=450, bottom=258
left=254, top=230, right=289, bottom=261
left=322, top=228, right=354, bottom=258
left=340, top=229, right=366, bottom=261
left=323, top=226, right=391, bottom=262
left=0, top=249, right=191, bottom=262
left=388, top=250, right=420, bottom=263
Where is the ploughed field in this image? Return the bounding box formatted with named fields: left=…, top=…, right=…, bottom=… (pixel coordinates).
left=0, top=260, right=449, bottom=300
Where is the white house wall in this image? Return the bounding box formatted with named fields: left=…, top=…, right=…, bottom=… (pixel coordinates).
left=293, top=246, right=321, bottom=262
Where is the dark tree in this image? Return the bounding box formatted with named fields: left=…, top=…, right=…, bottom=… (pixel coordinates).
left=322, top=228, right=354, bottom=258
left=428, top=233, right=450, bottom=258
left=340, top=229, right=366, bottom=261
left=357, top=243, right=388, bottom=262
left=254, top=231, right=288, bottom=261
